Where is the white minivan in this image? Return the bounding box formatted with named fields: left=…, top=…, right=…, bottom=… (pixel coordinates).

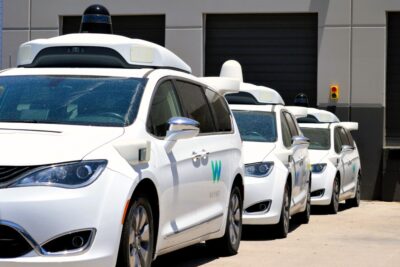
left=0, top=33, right=244, bottom=267
left=226, top=81, right=311, bottom=238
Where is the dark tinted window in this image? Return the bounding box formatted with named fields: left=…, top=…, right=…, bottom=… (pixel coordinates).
left=233, top=111, right=277, bottom=142
left=205, top=89, right=232, bottom=132
left=339, top=127, right=351, bottom=146
left=281, top=112, right=292, bottom=147
left=0, top=75, right=146, bottom=127
left=284, top=112, right=299, bottom=136
left=175, top=81, right=215, bottom=133
left=147, top=81, right=183, bottom=137
left=346, top=130, right=355, bottom=146
left=334, top=127, right=343, bottom=153
left=301, top=127, right=330, bottom=150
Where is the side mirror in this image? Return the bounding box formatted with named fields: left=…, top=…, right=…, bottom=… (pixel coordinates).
left=341, top=145, right=354, bottom=153
left=292, top=135, right=310, bottom=146
left=164, top=117, right=200, bottom=152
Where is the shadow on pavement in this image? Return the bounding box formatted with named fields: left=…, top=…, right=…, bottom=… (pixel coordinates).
left=311, top=203, right=352, bottom=215
left=241, top=221, right=302, bottom=241
left=152, top=243, right=218, bottom=267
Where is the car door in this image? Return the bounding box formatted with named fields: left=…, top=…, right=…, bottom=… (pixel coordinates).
left=339, top=127, right=358, bottom=193
left=146, top=79, right=213, bottom=249
left=333, top=126, right=346, bottom=193
left=282, top=111, right=308, bottom=208
left=159, top=79, right=227, bottom=247
left=344, top=129, right=360, bottom=191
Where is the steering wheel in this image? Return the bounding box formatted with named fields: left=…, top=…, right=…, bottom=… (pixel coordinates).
left=99, top=112, right=125, bottom=122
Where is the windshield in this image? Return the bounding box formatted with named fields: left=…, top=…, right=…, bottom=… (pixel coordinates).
left=233, top=110, right=277, bottom=142
left=0, top=75, right=146, bottom=127
left=300, top=127, right=330, bottom=150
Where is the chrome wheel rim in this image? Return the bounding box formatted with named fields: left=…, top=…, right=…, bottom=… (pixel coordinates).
left=333, top=179, right=339, bottom=211
left=306, top=185, right=311, bottom=217
left=229, top=193, right=241, bottom=246
left=129, top=205, right=150, bottom=267
left=283, top=187, right=290, bottom=233
left=356, top=177, right=361, bottom=204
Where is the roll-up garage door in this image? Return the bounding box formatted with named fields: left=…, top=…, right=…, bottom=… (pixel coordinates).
left=205, top=14, right=318, bottom=106
left=387, top=13, right=400, bottom=145
left=62, top=15, right=165, bottom=46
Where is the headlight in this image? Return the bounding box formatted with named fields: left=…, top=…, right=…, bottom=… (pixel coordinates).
left=10, top=160, right=107, bottom=188
left=311, top=163, right=327, bottom=173
left=245, top=162, right=274, bottom=177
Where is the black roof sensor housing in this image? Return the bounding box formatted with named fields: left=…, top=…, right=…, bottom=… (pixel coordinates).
left=80, top=4, right=113, bottom=34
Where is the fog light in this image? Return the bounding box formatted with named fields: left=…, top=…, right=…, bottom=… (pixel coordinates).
left=41, top=229, right=95, bottom=255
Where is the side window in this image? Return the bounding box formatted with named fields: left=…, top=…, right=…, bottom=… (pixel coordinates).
left=345, top=129, right=355, bottom=146
left=334, top=127, right=343, bottom=153
left=205, top=88, right=232, bottom=132
left=339, top=127, right=351, bottom=146
left=284, top=111, right=299, bottom=136
left=175, top=80, right=216, bottom=133
left=281, top=112, right=292, bottom=148
left=147, top=80, right=183, bottom=137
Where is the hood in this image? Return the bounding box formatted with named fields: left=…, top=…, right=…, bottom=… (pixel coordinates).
left=0, top=123, right=124, bottom=166
left=242, top=141, right=276, bottom=164
left=308, top=149, right=330, bottom=164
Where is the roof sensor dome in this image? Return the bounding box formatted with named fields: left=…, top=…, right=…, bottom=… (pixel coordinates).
left=80, top=4, right=113, bottom=34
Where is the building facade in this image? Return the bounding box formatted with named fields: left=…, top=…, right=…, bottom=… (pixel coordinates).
left=1, top=0, right=400, bottom=201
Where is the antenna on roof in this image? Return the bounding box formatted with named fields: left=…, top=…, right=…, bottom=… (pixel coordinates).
left=220, top=60, right=243, bottom=83
left=80, top=4, right=113, bottom=34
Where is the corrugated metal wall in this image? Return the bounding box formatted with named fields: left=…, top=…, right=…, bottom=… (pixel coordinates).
left=205, top=14, right=318, bottom=106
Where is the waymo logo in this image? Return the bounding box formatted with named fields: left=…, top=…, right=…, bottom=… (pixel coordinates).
left=211, top=160, right=222, bottom=183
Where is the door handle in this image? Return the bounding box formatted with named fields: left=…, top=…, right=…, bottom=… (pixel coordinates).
left=200, top=149, right=209, bottom=159
left=192, top=151, right=201, bottom=162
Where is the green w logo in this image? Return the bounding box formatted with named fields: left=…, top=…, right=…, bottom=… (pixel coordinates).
left=211, top=160, right=222, bottom=183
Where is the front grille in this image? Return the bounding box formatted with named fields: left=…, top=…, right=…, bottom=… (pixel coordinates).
left=0, top=225, right=33, bottom=258
left=0, top=166, right=38, bottom=187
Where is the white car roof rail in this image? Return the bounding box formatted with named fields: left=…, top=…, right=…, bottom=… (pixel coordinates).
left=287, top=106, right=340, bottom=123
left=17, top=33, right=192, bottom=73
left=337, top=122, right=359, bottom=131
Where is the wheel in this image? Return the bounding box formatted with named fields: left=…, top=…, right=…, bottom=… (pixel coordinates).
left=275, top=181, right=290, bottom=238
left=117, top=196, right=154, bottom=267
left=206, top=185, right=242, bottom=256
left=295, top=179, right=311, bottom=224
left=346, top=173, right=361, bottom=208
left=327, top=176, right=339, bottom=214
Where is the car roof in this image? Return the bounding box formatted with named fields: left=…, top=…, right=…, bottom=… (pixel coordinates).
left=17, top=33, right=192, bottom=73
left=229, top=104, right=279, bottom=113
left=0, top=67, right=153, bottom=78
left=299, top=123, right=331, bottom=129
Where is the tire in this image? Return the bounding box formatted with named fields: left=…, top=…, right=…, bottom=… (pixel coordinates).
left=327, top=176, right=339, bottom=214
left=206, top=185, right=242, bottom=256
left=117, top=196, right=155, bottom=267
left=346, top=173, right=361, bottom=208
left=295, top=179, right=311, bottom=224
left=275, top=181, right=290, bottom=238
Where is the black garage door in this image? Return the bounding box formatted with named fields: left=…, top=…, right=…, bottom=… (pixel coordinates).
left=205, top=14, right=318, bottom=106
left=62, top=15, right=165, bottom=46
left=387, top=13, right=400, bottom=145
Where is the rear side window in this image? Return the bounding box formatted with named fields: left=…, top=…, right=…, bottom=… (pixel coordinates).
left=147, top=81, right=183, bottom=137
left=334, top=127, right=343, bottom=153
left=339, top=127, right=351, bottom=146
left=280, top=112, right=292, bottom=148
left=283, top=111, right=299, bottom=136
left=345, top=129, right=355, bottom=146
left=205, top=89, right=232, bottom=132
left=175, top=80, right=215, bottom=133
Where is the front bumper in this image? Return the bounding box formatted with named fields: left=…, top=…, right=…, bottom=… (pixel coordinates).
left=0, top=168, right=133, bottom=266
left=242, top=167, right=287, bottom=225
left=310, top=164, right=336, bottom=206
